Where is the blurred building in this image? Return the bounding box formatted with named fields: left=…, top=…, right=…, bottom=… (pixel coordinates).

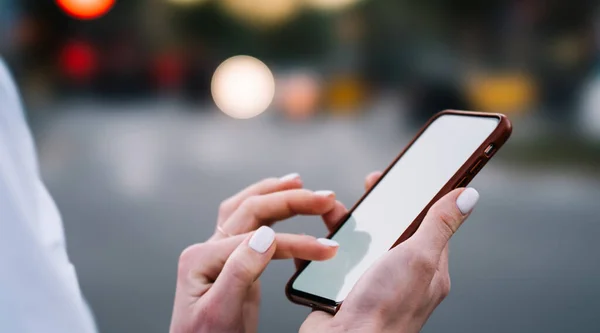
left=0, top=0, right=599, bottom=128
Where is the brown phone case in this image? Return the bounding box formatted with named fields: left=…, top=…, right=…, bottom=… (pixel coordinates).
left=285, top=110, right=512, bottom=314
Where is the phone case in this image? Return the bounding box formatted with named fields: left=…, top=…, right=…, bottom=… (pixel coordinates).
left=286, top=110, right=513, bottom=314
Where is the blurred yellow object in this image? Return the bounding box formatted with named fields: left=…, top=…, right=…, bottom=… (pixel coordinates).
left=211, top=55, right=275, bottom=119
left=220, top=0, right=301, bottom=27
left=465, top=73, right=537, bottom=114
left=305, top=0, right=364, bottom=11
left=325, top=75, right=366, bottom=114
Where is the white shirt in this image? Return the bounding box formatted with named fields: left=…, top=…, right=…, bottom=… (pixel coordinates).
left=0, top=59, right=96, bottom=332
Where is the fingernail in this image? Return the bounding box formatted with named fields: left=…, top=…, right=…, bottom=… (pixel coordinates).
left=249, top=226, right=275, bottom=253
left=314, top=190, right=335, bottom=198
left=456, top=188, right=480, bottom=215
left=280, top=173, right=300, bottom=182
left=317, top=238, right=339, bottom=247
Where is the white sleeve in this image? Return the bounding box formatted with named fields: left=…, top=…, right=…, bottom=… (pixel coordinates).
left=0, top=59, right=97, bottom=332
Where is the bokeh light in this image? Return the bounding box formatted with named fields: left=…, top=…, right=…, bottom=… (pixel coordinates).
left=305, top=0, right=363, bottom=11
left=276, top=70, right=321, bottom=121
left=167, top=0, right=209, bottom=6
left=211, top=55, right=275, bottom=119
left=465, top=72, right=537, bottom=114
left=580, top=76, right=600, bottom=140
left=220, top=0, right=301, bottom=27
left=325, top=75, right=366, bottom=113
left=56, top=0, right=115, bottom=20
left=59, top=40, right=99, bottom=82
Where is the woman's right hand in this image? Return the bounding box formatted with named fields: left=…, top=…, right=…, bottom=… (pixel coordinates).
left=301, top=172, right=481, bottom=333
left=170, top=171, right=379, bottom=333
left=170, top=227, right=339, bottom=333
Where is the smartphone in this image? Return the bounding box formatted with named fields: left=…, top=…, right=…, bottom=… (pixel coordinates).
left=286, top=110, right=512, bottom=313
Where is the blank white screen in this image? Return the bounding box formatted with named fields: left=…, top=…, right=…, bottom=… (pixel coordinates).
left=292, top=114, right=499, bottom=302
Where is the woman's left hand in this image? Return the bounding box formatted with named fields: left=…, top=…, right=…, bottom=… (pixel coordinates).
left=170, top=173, right=351, bottom=333
left=170, top=228, right=339, bottom=333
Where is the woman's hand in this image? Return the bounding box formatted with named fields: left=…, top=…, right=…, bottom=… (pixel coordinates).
left=301, top=173, right=481, bottom=333
left=170, top=173, right=359, bottom=333
left=170, top=227, right=339, bottom=333
left=210, top=173, right=343, bottom=241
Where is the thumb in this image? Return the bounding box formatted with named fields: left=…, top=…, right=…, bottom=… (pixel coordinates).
left=407, top=187, right=479, bottom=256
left=209, top=226, right=276, bottom=305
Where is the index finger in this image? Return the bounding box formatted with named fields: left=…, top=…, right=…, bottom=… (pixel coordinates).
left=218, top=189, right=337, bottom=237
left=183, top=233, right=339, bottom=282
left=217, top=174, right=303, bottom=225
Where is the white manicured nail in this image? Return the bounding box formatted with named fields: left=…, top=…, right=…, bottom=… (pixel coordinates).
left=317, top=238, right=339, bottom=247
left=280, top=173, right=300, bottom=181
left=314, top=190, right=335, bottom=197
left=456, top=188, right=480, bottom=215
left=249, top=226, right=275, bottom=253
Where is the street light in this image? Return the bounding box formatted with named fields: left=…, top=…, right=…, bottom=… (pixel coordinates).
left=55, top=0, right=115, bottom=20
left=211, top=55, right=275, bottom=119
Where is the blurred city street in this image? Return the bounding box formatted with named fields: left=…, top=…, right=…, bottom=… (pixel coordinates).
left=3, top=1, right=600, bottom=332
left=36, top=103, right=600, bottom=333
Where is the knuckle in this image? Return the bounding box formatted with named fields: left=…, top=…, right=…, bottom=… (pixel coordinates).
left=226, top=259, right=255, bottom=285
left=177, top=244, right=202, bottom=275
left=177, top=243, right=215, bottom=277
left=433, top=208, right=460, bottom=239
left=240, top=196, right=261, bottom=211
left=406, top=248, right=437, bottom=276
left=218, top=199, right=234, bottom=216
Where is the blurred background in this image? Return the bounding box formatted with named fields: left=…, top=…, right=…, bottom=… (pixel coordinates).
left=2, top=0, right=600, bottom=332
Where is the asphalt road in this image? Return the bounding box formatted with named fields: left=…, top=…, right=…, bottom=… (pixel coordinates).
left=36, top=103, right=600, bottom=333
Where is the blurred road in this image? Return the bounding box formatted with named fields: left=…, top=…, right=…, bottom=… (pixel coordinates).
left=36, top=102, right=600, bottom=333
